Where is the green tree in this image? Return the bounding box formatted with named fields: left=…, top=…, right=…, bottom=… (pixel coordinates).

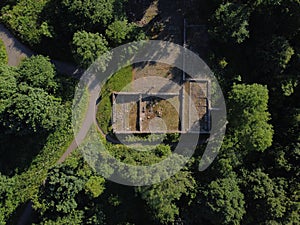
left=105, top=20, right=134, bottom=45
left=0, top=65, right=17, bottom=114
left=200, top=175, right=245, bottom=225
left=0, top=174, right=17, bottom=224
left=136, top=171, right=196, bottom=224
left=228, top=83, right=274, bottom=152
left=1, top=0, right=53, bottom=44
left=241, top=169, right=289, bottom=223
left=40, top=210, right=84, bottom=225
left=1, top=86, right=63, bottom=134
left=72, top=31, right=109, bottom=68
left=85, top=176, right=105, bottom=198
left=17, top=55, right=57, bottom=93
left=61, top=0, right=115, bottom=28
left=210, top=3, right=250, bottom=44
left=0, top=39, right=7, bottom=64
left=257, top=36, right=295, bottom=74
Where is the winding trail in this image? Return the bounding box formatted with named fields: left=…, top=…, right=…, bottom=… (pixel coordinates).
left=0, top=23, right=121, bottom=225
left=0, top=23, right=119, bottom=161
left=0, top=23, right=85, bottom=225
left=0, top=24, right=33, bottom=66
left=0, top=24, right=83, bottom=77
left=1, top=0, right=190, bottom=222
left=0, top=23, right=87, bottom=161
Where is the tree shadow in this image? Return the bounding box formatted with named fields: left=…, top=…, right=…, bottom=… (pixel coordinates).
left=125, top=0, right=154, bottom=22
left=0, top=133, right=48, bottom=176
left=100, top=181, right=153, bottom=225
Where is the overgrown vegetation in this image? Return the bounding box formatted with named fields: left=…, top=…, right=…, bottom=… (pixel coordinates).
left=0, top=0, right=145, bottom=61
left=0, top=39, right=7, bottom=64
left=0, top=55, right=75, bottom=224
left=96, top=66, right=133, bottom=133
left=0, top=0, right=299, bottom=224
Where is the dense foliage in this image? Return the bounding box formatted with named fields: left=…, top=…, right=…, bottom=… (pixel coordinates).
left=209, top=2, right=250, bottom=44
left=0, top=40, right=7, bottom=64
left=0, top=0, right=144, bottom=61
left=0, top=56, right=64, bottom=134
left=0, top=0, right=299, bottom=224
left=34, top=155, right=106, bottom=224
left=72, top=31, right=109, bottom=68
left=0, top=54, right=75, bottom=223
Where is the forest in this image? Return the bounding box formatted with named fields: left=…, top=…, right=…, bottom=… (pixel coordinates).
left=0, top=0, right=299, bottom=224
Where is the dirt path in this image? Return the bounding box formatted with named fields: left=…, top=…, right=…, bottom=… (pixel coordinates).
left=0, top=21, right=113, bottom=171
left=0, top=23, right=83, bottom=77
left=157, top=0, right=183, bottom=44
left=0, top=24, right=33, bottom=66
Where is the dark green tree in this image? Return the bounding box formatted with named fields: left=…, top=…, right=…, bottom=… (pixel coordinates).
left=1, top=86, right=63, bottom=133
left=17, top=55, right=57, bottom=93
left=41, top=0, right=116, bottom=38
left=39, top=165, right=85, bottom=215
left=257, top=36, right=294, bottom=74
left=200, top=174, right=245, bottom=225
left=63, top=0, right=114, bottom=24
left=136, top=171, right=196, bottom=224
left=39, top=210, right=84, bottom=225
left=241, top=169, right=289, bottom=224
left=35, top=156, right=106, bottom=224
left=209, top=3, right=250, bottom=44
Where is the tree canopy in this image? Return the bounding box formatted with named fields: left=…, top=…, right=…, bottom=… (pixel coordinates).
left=257, top=36, right=295, bottom=74
left=72, top=31, right=109, bottom=68
left=228, top=83, right=274, bottom=152
left=17, top=55, right=57, bottom=93
left=106, top=20, right=134, bottom=45
left=2, top=86, right=63, bottom=133
left=0, top=40, right=7, bottom=64
left=0, top=56, right=64, bottom=134
left=209, top=3, right=250, bottom=44
left=201, top=175, right=245, bottom=225
left=137, top=171, right=196, bottom=224
left=0, top=0, right=299, bottom=224
left=61, top=0, right=115, bottom=29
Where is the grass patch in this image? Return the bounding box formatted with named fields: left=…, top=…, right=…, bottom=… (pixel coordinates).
left=96, top=66, right=133, bottom=133
left=72, top=86, right=90, bottom=135
left=140, top=97, right=180, bottom=132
